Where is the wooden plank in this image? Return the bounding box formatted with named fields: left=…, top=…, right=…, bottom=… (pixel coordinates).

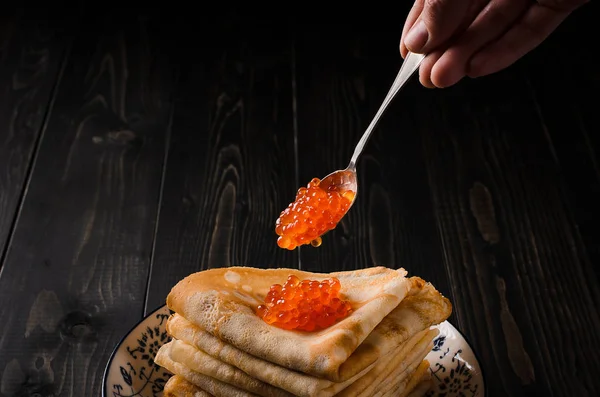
left=292, top=23, right=453, bottom=301
left=144, top=19, right=298, bottom=312
left=523, top=5, right=600, bottom=287
left=0, top=11, right=176, bottom=397
left=418, top=75, right=600, bottom=397
left=294, top=8, right=600, bottom=397
left=412, top=9, right=600, bottom=397
left=0, top=8, right=71, bottom=267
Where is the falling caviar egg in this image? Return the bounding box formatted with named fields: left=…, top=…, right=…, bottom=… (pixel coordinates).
left=275, top=178, right=355, bottom=250
left=257, top=275, right=352, bottom=331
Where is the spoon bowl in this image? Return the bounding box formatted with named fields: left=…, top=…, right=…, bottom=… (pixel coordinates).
left=319, top=168, right=358, bottom=195
left=319, top=167, right=358, bottom=206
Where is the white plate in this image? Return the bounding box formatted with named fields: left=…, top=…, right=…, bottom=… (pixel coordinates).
left=103, top=305, right=485, bottom=396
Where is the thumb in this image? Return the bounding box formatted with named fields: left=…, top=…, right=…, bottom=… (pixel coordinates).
left=404, top=0, right=473, bottom=54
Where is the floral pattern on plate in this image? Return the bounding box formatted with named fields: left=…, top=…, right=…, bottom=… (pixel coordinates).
left=103, top=306, right=172, bottom=397
left=424, top=321, right=485, bottom=396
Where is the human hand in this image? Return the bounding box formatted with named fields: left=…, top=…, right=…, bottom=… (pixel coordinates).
left=399, top=0, right=589, bottom=88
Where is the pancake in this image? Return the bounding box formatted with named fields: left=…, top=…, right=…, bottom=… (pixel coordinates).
left=166, top=314, right=374, bottom=397
left=404, top=378, right=433, bottom=397
left=166, top=266, right=412, bottom=382
left=163, top=375, right=214, bottom=397
left=373, top=358, right=431, bottom=397
left=155, top=342, right=258, bottom=397
left=338, top=329, right=436, bottom=397
left=160, top=266, right=451, bottom=397
left=355, top=277, right=451, bottom=365
left=161, top=339, right=293, bottom=397
left=166, top=274, right=450, bottom=392
left=397, top=360, right=431, bottom=397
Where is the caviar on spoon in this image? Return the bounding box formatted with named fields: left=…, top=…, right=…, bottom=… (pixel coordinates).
left=275, top=52, right=425, bottom=250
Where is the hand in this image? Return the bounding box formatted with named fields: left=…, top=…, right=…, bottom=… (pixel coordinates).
left=399, top=0, right=588, bottom=88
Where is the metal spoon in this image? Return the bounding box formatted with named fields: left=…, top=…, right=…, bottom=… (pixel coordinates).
left=318, top=51, right=425, bottom=205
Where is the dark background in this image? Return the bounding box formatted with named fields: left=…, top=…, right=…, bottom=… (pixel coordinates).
left=0, top=2, right=598, bottom=396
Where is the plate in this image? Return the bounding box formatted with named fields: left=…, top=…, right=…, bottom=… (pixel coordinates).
left=103, top=305, right=485, bottom=397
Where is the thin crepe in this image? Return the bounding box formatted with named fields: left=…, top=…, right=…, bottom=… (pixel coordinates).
left=167, top=274, right=449, bottom=390
left=163, top=339, right=293, bottom=397
left=397, top=360, right=431, bottom=397
left=167, top=266, right=412, bottom=381
left=167, top=314, right=375, bottom=397
left=155, top=341, right=258, bottom=397
left=164, top=375, right=214, bottom=397
left=373, top=357, right=430, bottom=397
left=405, top=378, right=433, bottom=397
left=353, top=277, right=451, bottom=368
left=338, top=329, right=437, bottom=397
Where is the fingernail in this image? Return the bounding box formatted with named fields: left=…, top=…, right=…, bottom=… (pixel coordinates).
left=404, top=20, right=429, bottom=53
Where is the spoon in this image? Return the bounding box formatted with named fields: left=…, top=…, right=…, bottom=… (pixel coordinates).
left=318, top=51, right=425, bottom=205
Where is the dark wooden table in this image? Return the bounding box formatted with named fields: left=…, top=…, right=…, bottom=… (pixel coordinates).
left=0, top=4, right=598, bottom=397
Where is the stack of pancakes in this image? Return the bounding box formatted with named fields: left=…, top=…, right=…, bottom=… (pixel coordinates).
left=154, top=266, right=451, bottom=397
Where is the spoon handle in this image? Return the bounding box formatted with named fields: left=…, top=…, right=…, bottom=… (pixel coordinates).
left=348, top=51, right=425, bottom=169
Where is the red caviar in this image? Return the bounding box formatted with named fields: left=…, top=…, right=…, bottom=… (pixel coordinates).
left=276, top=178, right=355, bottom=250
left=257, top=275, right=352, bottom=331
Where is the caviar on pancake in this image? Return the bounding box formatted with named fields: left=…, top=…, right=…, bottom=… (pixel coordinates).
left=257, top=275, right=352, bottom=331
left=275, top=178, right=355, bottom=250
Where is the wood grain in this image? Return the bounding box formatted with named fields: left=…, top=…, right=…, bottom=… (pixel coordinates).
left=418, top=75, right=600, bottom=396
left=294, top=8, right=600, bottom=397
left=293, top=24, right=454, bottom=301
left=413, top=12, right=600, bottom=397
left=522, top=3, right=600, bottom=287
left=0, top=8, right=72, bottom=269
left=0, top=12, right=176, bottom=396
left=0, top=7, right=596, bottom=396
left=144, top=19, right=299, bottom=313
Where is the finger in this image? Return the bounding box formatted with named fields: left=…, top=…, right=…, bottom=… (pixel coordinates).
left=467, top=4, right=571, bottom=77
left=419, top=50, right=444, bottom=88
left=537, top=0, right=589, bottom=12
left=400, top=0, right=425, bottom=58
left=430, top=0, right=531, bottom=87
left=403, top=0, right=473, bottom=54
left=401, top=0, right=487, bottom=59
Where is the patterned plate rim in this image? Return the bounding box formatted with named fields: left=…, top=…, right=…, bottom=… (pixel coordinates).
left=102, top=304, right=170, bottom=397
left=102, top=305, right=488, bottom=397
left=436, top=319, right=488, bottom=397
